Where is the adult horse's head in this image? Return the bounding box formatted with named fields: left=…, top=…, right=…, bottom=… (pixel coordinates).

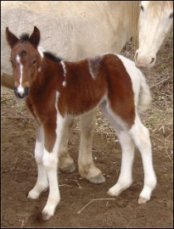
left=135, top=1, right=173, bottom=68
left=6, top=26, right=42, bottom=98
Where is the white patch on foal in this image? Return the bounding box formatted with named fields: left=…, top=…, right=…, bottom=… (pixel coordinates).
left=37, top=46, right=45, bottom=59
left=41, top=91, right=67, bottom=220
left=129, top=114, right=157, bottom=203
left=88, top=56, right=102, bottom=80
left=116, top=54, right=151, bottom=111
left=28, top=126, right=48, bottom=200
left=60, top=61, right=67, bottom=87
left=16, top=55, right=24, bottom=95
left=38, top=67, right=42, bottom=72
left=88, top=60, right=96, bottom=79
left=61, top=61, right=67, bottom=77
left=62, top=81, right=67, bottom=87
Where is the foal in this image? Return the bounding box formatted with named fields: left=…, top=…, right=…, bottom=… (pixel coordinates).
left=6, top=26, right=157, bottom=220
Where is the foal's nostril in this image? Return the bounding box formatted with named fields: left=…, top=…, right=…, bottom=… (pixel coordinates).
left=135, top=51, right=138, bottom=61
left=150, top=57, right=155, bottom=64
left=14, top=87, right=18, bottom=97
left=14, top=88, right=25, bottom=99
left=24, top=87, right=29, bottom=96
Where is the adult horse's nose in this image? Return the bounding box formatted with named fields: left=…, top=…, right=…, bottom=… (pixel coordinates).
left=135, top=51, right=156, bottom=68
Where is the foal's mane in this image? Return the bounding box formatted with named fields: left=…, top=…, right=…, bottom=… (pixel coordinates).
left=44, top=51, right=62, bottom=63
left=19, top=33, right=30, bottom=42
left=19, top=33, right=62, bottom=63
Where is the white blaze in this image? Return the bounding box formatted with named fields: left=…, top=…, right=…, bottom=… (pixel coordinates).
left=16, top=55, right=24, bottom=95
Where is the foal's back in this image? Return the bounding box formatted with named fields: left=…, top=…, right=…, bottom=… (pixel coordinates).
left=58, top=54, right=137, bottom=127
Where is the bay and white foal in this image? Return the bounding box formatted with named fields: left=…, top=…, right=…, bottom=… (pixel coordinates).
left=6, top=26, right=157, bottom=220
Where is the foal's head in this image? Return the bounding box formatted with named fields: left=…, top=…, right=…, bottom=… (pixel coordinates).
left=6, top=26, right=42, bottom=98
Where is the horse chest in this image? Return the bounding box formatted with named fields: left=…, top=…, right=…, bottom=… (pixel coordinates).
left=26, top=98, right=42, bottom=124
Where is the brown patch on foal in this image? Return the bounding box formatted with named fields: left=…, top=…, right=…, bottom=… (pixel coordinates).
left=27, top=53, right=135, bottom=136
left=57, top=54, right=135, bottom=128
left=58, top=59, right=107, bottom=116
left=102, top=54, right=135, bottom=127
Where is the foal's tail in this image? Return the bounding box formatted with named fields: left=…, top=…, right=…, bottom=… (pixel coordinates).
left=138, top=72, right=152, bottom=112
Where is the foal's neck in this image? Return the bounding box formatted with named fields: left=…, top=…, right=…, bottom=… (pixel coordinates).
left=30, top=57, right=63, bottom=97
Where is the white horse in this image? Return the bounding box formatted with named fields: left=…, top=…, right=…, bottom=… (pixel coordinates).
left=1, top=1, right=173, bottom=77
left=1, top=1, right=173, bottom=183
left=135, top=1, right=173, bottom=67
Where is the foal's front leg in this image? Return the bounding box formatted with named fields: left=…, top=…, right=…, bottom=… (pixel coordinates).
left=78, top=109, right=105, bottom=184
left=58, top=116, right=76, bottom=173
left=41, top=115, right=66, bottom=220
left=28, top=126, right=48, bottom=199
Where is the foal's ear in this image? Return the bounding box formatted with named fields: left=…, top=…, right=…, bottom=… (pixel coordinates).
left=29, top=26, right=40, bottom=48
left=6, top=27, right=19, bottom=48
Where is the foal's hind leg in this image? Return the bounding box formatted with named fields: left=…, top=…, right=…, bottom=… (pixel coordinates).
left=28, top=126, right=48, bottom=199
left=108, top=131, right=135, bottom=196
left=100, top=104, right=135, bottom=195
left=129, top=114, right=157, bottom=204
left=78, top=109, right=105, bottom=184
left=58, top=117, right=75, bottom=173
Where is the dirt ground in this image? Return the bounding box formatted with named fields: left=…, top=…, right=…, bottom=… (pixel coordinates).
left=1, top=32, right=173, bottom=228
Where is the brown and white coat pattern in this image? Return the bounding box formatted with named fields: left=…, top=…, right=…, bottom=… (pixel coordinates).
left=6, top=26, right=157, bottom=221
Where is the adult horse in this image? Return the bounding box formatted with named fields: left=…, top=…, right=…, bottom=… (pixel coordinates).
left=1, top=1, right=173, bottom=184
left=1, top=1, right=173, bottom=86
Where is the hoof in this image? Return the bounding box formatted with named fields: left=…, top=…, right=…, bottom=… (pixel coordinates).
left=60, top=163, right=76, bottom=173
left=27, top=190, right=40, bottom=200
left=27, top=187, right=48, bottom=200
left=107, top=182, right=132, bottom=197
left=36, top=212, right=52, bottom=221
left=36, top=212, right=44, bottom=222
left=107, top=187, right=122, bottom=197
left=87, top=174, right=106, bottom=184
left=41, top=211, right=53, bottom=221
left=138, top=196, right=149, bottom=204
left=36, top=211, right=53, bottom=221
left=107, top=189, right=119, bottom=197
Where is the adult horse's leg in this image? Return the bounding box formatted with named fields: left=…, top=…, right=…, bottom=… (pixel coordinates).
left=58, top=116, right=76, bottom=173
left=78, top=109, right=105, bottom=184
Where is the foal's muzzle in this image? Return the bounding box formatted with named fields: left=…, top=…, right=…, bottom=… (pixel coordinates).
left=14, top=87, right=29, bottom=99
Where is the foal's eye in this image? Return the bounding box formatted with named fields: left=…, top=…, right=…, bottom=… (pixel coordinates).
left=169, top=12, right=173, bottom=19
left=10, top=59, right=15, bottom=65
left=140, top=5, right=144, bottom=11
left=32, top=59, right=37, bottom=65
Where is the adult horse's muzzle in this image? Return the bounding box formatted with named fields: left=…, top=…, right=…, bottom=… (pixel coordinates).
left=14, top=86, right=29, bottom=99
left=134, top=50, right=156, bottom=68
